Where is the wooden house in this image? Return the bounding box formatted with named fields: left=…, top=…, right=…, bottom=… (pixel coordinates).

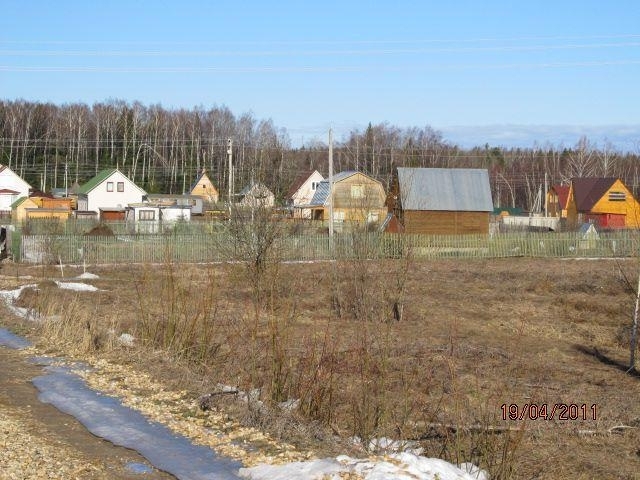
left=189, top=169, right=219, bottom=203
left=237, top=183, right=275, bottom=208
left=285, top=170, right=324, bottom=218
left=566, top=177, right=640, bottom=228
left=11, top=197, right=38, bottom=222
left=545, top=184, right=570, bottom=218
left=308, top=171, right=387, bottom=227
left=11, top=196, right=73, bottom=222
left=388, top=167, right=493, bottom=235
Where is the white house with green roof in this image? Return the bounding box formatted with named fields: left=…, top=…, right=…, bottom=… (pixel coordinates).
left=77, top=168, right=147, bottom=214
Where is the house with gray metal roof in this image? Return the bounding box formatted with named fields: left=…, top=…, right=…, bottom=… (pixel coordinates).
left=388, top=167, right=493, bottom=234
left=308, top=171, right=387, bottom=228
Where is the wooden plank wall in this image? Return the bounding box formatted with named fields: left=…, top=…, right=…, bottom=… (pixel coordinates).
left=404, top=210, right=489, bottom=235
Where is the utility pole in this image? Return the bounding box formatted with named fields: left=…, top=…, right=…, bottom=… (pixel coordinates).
left=544, top=172, right=548, bottom=217
left=328, top=129, right=334, bottom=242
left=227, top=138, right=233, bottom=219
left=64, top=163, right=68, bottom=197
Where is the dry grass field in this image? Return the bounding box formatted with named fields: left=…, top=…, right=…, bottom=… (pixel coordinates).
left=3, top=256, right=640, bottom=479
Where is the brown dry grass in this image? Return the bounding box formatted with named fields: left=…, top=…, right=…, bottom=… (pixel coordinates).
left=3, top=257, right=640, bottom=479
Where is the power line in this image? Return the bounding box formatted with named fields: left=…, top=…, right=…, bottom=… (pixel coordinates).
left=3, top=33, right=640, bottom=46
left=2, top=60, right=640, bottom=74
left=3, top=41, right=640, bottom=57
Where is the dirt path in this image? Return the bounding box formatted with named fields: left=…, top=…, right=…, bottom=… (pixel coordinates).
left=0, top=346, right=176, bottom=480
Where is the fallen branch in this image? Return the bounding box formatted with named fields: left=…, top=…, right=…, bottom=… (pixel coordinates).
left=414, top=421, right=523, bottom=438
left=197, top=389, right=240, bottom=411
left=577, top=425, right=636, bottom=436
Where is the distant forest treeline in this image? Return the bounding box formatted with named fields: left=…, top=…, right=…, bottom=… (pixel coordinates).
left=1, top=99, right=639, bottom=211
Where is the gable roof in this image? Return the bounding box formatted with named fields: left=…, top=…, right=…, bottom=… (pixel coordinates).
left=570, top=177, right=618, bottom=211
left=285, top=170, right=323, bottom=199
left=0, top=165, right=32, bottom=189
left=239, top=182, right=273, bottom=197
left=308, top=171, right=370, bottom=206
left=78, top=168, right=146, bottom=195
left=10, top=196, right=30, bottom=209
left=78, top=169, right=119, bottom=194
left=397, top=167, right=493, bottom=212
left=189, top=170, right=217, bottom=193
left=550, top=184, right=570, bottom=209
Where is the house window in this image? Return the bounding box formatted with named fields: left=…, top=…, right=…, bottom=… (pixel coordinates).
left=311, top=182, right=319, bottom=191
left=333, top=211, right=345, bottom=222
left=609, top=191, right=626, bottom=201
left=351, top=184, right=364, bottom=199
left=139, top=210, right=156, bottom=221
left=117, top=182, right=124, bottom=192
left=106, top=182, right=114, bottom=192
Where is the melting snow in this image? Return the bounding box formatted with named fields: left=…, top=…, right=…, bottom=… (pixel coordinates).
left=77, top=272, right=100, bottom=280
left=239, top=453, right=487, bottom=480
left=55, top=281, right=99, bottom=292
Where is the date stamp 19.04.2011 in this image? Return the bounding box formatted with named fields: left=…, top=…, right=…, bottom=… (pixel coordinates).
left=501, top=403, right=597, bottom=421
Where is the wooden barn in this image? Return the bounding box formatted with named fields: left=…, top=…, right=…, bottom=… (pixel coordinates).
left=565, top=177, right=640, bottom=229
left=308, top=171, right=387, bottom=227
left=388, top=167, right=493, bottom=235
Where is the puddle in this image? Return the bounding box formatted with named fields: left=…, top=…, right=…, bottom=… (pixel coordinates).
left=0, top=327, right=31, bottom=349
left=126, top=462, right=155, bottom=474
left=32, top=364, right=242, bottom=479
left=1, top=328, right=242, bottom=479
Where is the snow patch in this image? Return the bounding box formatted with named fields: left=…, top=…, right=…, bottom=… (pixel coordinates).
left=55, top=281, right=99, bottom=292
left=239, top=452, right=487, bottom=480
left=0, top=284, right=40, bottom=320
left=118, top=333, right=135, bottom=347
left=77, top=272, right=100, bottom=280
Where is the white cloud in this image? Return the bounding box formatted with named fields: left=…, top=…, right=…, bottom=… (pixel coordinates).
left=440, top=124, right=640, bottom=151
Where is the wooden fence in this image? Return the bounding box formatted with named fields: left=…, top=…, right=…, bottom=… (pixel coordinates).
left=16, top=230, right=640, bottom=265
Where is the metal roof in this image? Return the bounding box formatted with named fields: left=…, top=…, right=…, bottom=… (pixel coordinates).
left=308, top=171, right=361, bottom=206
left=397, top=167, right=493, bottom=212
left=570, top=178, right=617, bottom=211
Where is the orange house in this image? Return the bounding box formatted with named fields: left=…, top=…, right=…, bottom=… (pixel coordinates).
left=566, top=178, right=640, bottom=228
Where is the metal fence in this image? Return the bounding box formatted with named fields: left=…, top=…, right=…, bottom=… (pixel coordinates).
left=16, top=230, right=640, bottom=265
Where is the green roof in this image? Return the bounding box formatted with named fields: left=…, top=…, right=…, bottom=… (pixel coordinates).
left=10, top=196, right=28, bottom=209
left=77, top=169, right=119, bottom=195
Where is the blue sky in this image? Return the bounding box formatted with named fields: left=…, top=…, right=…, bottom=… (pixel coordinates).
left=2, top=0, right=640, bottom=150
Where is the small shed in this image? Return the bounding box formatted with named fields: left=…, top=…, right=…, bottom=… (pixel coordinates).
left=578, top=223, right=599, bottom=250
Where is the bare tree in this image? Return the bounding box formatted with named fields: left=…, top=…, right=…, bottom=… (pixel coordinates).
left=567, top=136, right=596, bottom=178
